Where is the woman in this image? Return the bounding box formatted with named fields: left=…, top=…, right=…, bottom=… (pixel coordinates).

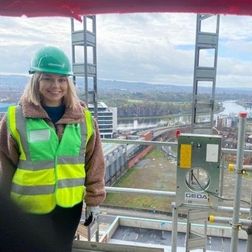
left=0, top=46, right=106, bottom=251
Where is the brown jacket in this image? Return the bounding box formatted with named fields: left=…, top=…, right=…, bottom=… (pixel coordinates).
left=0, top=99, right=106, bottom=207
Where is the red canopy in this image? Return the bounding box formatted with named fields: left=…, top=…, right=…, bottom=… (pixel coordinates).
left=1, top=0, right=252, bottom=19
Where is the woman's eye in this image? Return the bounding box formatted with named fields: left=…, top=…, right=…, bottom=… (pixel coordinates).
left=58, top=78, right=67, bottom=83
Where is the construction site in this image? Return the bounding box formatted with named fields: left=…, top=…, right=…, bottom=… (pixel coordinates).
left=2, top=1, right=252, bottom=252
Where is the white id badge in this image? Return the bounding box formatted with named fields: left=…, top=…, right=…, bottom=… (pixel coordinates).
left=28, top=129, right=51, bottom=142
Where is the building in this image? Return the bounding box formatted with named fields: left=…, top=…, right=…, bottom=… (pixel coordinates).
left=89, top=102, right=117, bottom=138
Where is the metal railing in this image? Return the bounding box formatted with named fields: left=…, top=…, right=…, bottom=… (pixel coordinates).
left=101, top=121, right=252, bottom=251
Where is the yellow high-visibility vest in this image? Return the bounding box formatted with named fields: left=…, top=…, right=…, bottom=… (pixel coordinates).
left=7, top=105, right=94, bottom=214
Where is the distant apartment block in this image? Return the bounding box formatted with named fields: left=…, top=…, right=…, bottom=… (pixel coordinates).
left=89, top=102, right=117, bottom=138
left=215, top=114, right=238, bottom=129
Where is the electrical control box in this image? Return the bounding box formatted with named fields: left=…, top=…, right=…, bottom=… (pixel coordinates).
left=176, top=133, right=222, bottom=207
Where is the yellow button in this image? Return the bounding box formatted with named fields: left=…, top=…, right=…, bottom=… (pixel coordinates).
left=208, top=215, right=215, bottom=223
left=228, top=163, right=235, bottom=172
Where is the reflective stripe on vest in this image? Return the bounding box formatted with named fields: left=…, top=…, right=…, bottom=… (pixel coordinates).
left=7, top=105, right=94, bottom=214
left=7, top=106, right=26, bottom=160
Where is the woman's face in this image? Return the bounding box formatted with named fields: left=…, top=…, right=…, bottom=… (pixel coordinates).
left=39, top=73, right=68, bottom=107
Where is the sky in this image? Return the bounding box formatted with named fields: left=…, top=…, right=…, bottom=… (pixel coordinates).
left=1, top=13, right=252, bottom=88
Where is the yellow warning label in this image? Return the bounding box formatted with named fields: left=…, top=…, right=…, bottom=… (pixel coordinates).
left=180, top=144, right=192, bottom=168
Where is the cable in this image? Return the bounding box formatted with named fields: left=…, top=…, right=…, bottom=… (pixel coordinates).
left=190, top=172, right=250, bottom=205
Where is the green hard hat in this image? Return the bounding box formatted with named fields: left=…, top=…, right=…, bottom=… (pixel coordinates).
left=29, top=46, right=72, bottom=76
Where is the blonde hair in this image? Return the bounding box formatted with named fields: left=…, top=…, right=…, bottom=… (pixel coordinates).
left=20, top=72, right=80, bottom=108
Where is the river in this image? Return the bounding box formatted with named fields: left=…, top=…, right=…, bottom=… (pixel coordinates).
left=0, top=100, right=249, bottom=129
left=219, top=100, right=251, bottom=115
left=117, top=100, right=250, bottom=131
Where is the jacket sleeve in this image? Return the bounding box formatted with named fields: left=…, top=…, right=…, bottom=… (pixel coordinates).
left=84, top=118, right=106, bottom=206
left=0, top=115, right=19, bottom=196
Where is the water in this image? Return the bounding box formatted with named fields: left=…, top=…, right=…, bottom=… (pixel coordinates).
left=220, top=100, right=250, bottom=116
left=118, top=118, right=164, bottom=131
left=1, top=100, right=247, bottom=127
left=117, top=100, right=248, bottom=130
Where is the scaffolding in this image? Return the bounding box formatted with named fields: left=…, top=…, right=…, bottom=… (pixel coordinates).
left=71, top=16, right=98, bottom=118
left=82, top=125, right=252, bottom=251
left=70, top=14, right=252, bottom=252
left=191, top=14, right=220, bottom=134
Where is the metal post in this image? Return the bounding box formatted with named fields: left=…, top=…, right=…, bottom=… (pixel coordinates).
left=171, top=202, right=178, bottom=252
left=247, top=185, right=252, bottom=252
left=203, top=218, right=207, bottom=252
left=230, top=112, right=247, bottom=252
left=83, top=17, right=88, bottom=105
left=95, top=216, right=99, bottom=242
left=250, top=188, right=252, bottom=219
left=246, top=225, right=252, bottom=252
left=87, top=225, right=91, bottom=241
left=219, top=158, right=225, bottom=197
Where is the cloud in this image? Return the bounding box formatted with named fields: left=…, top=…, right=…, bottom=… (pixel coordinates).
left=1, top=13, right=252, bottom=88
left=97, top=13, right=252, bottom=87
left=96, top=13, right=196, bottom=84
left=0, top=16, right=72, bottom=74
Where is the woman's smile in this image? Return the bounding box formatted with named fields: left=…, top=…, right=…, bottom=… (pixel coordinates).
left=39, top=74, right=68, bottom=106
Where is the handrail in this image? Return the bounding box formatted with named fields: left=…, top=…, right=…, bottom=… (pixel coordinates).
left=102, top=138, right=177, bottom=147
left=105, top=186, right=251, bottom=214
left=102, top=138, right=252, bottom=155
left=105, top=186, right=175, bottom=196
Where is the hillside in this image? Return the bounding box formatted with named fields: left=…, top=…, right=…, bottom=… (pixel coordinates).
left=1, top=74, right=252, bottom=95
